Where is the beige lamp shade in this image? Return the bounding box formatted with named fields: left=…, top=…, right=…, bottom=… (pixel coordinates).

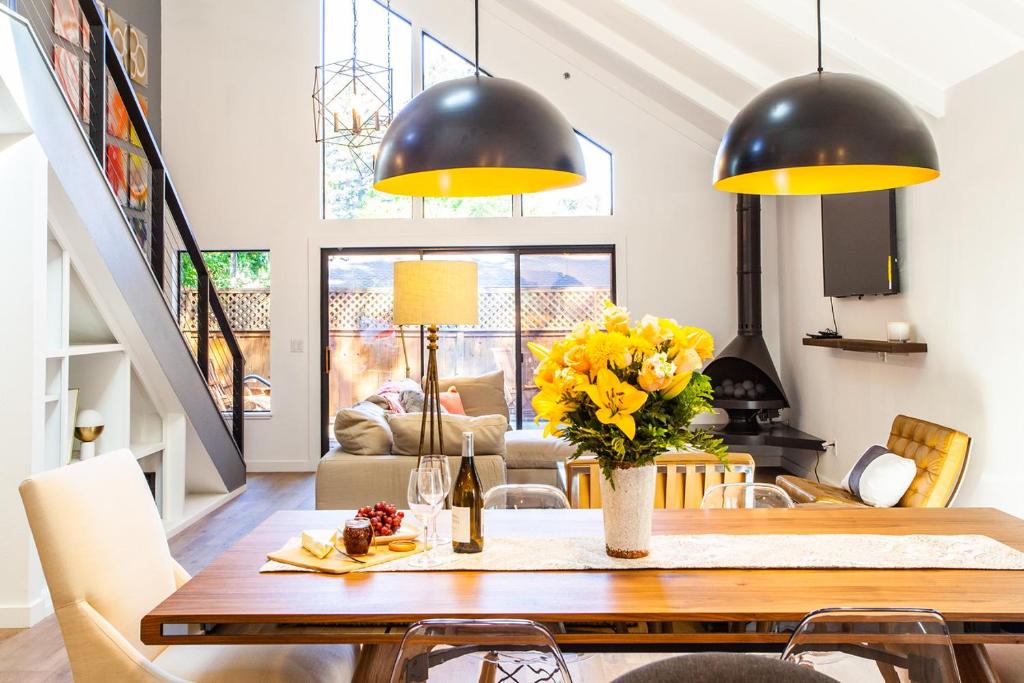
left=393, top=260, right=479, bottom=326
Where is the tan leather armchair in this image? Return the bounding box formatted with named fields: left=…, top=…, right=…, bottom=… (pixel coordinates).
left=20, top=451, right=358, bottom=683
left=777, top=415, right=971, bottom=508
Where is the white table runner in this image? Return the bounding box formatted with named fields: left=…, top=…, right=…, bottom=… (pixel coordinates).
left=262, top=533, right=1024, bottom=573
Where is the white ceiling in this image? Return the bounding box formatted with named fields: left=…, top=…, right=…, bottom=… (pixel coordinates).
left=495, top=0, right=1024, bottom=140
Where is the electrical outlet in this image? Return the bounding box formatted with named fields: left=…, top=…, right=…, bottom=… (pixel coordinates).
left=290, top=339, right=304, bottom=353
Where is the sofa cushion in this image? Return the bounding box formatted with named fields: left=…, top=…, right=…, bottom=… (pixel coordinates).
left=333, top=401, right=392, bottom=455
left=316, top=450, right=507, bottom=510
left=388, top=413, right=508, bottom=456
left=438, top=370, right=509, bottom=422
left=841, top=445, right=917, bottom=508
left=504, top=430, right=578, bottom=470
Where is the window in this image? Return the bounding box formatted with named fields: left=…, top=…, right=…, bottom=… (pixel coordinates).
left=523, top=132, right=613, bottom=216
left=421, top=34, right=512, bottom=219
left=322, top=0, right=412, bottom=219
left=322, top=246, right=614, bottom=448
left=180, top=250, right=271, bottom=413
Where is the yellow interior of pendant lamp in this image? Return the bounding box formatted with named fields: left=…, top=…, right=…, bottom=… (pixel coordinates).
left=714, top=164, right=939, bottom=195
left=374, top=167, right=586, bottom=197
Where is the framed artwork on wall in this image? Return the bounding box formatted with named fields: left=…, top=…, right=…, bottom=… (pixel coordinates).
left=128, top=25, right=148, bottom=86
left=106, top=75, right=129, bottom=140
left=65, top=388, right=79, bottom=465
left=106, top=7, right=128, bottom=64
left=105, top=144, right=128, bottom=204
left=129, top=153, right=149, bottom=210
left=130, top=216, right=149, bottom=254
left=53, top=0, right=81, bottom=46
left=53, top=45, right=82, bottom=118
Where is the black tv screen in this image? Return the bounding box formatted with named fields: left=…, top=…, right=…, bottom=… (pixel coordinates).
left=821, top=190, right=899, bottom=297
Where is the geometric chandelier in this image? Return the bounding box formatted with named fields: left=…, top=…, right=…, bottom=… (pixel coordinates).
left=313, top=0, right=393, bottom=176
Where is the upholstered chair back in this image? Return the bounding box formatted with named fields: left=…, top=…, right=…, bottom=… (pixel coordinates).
left=19, top=451, right=185, bottom=678
left=887, top=415, right=971, bottom=507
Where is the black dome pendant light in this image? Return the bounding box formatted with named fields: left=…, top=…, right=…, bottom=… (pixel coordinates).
left=373, top=0, right=586, bottom=197
left=713, top=0, right=939, bottom=195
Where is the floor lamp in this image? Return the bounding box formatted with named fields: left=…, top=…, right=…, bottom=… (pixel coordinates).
left=393, top=260, right=479, bottom=459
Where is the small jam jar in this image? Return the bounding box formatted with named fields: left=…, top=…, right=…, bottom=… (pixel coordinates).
left=342, top=518, right=374, bottom=556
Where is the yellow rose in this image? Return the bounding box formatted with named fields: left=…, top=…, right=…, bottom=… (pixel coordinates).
left=602, top=300, right=631, bottom=334
left=570, top=320, right=599, bottom=341
left=638, top=352, right=675, bottom=392
left=674, top=347, right=702, bottom=374
left=562, top=344, right=590, bottom=374
left=636, top=315, right=666, bottom=346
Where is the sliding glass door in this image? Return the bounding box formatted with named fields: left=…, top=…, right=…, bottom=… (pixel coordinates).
left=320, top=246, right=615, bottom=453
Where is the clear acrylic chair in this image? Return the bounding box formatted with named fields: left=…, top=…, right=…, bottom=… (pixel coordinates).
left=483, top=484, right=571, bottom=510
left=781, top=608, right=962, bottom=682
left=700, top=482, right=796, bottom=509
left=389, top=619, right=574, bottom=683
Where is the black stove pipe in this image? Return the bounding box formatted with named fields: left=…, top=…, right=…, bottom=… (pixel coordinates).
left=737, top=194, right=761, bottom=337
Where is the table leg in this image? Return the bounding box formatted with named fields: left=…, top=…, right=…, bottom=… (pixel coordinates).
left=954, top=644, right=1001, bottom=683
left=354, top=644, right=402, bottom=683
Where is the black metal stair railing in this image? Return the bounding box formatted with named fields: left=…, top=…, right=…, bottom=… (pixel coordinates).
left=12, top=0, right=245, bottom=456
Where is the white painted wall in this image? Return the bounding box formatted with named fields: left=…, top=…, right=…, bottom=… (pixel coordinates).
left=777, top=53, right=1024, bottom=515
left=160, top=0, right=756, bottom=471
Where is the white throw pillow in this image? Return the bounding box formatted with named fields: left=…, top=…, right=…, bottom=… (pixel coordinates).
left=841, top=445, right=917, bottom=507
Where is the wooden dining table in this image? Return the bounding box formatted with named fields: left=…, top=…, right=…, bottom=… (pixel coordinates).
left=142, top=507, right=1024, bottom=681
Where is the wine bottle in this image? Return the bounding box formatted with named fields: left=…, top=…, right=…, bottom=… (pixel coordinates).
left=452, top=431, right=484, bottom=553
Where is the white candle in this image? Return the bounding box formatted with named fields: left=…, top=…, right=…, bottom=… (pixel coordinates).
left=887, top=322, right=910, bottom=342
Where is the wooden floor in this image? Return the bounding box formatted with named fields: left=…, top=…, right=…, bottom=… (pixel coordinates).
left=0, top=472, right=315, bottom=683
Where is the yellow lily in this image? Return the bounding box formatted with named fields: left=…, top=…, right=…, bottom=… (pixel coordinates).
left=527, top=341, right=551, bottom=363
left=582, top=369, right=648, bottom=440
left=532, top=387, right=571, bottom=438
left=662, top=370, right=693, bottom=400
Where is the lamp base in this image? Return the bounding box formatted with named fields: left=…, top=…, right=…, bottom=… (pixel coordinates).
left=418, top=325, right=444, bottom=461
left=79, top=441, right=96, bottom=460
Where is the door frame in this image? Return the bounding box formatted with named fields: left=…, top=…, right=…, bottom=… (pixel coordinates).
left=319, top=245, right=616, bottom=455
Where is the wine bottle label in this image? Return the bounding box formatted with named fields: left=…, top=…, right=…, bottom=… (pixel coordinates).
left=452, top=506, right=471, bottom=544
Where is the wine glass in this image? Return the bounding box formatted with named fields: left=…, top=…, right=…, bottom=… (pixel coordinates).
left=419, top=455, right=452, bottom=544
left=407, top=467, right=444, bottom=568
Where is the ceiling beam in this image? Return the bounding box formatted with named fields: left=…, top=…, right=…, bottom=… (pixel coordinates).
left=747, top=0, right=947, bottom=117
left=613, top=0, right=781, bottom=89
left=513, top=0, right=740, bottom=124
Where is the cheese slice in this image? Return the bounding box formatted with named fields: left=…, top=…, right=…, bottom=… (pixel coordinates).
left=301, top=529, right=337, bottom=559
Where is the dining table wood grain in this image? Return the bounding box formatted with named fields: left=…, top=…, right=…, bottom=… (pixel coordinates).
left=142, top=507, right=1024, bottom=648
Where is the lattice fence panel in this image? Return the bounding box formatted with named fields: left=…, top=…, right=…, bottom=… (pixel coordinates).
left=180, top=287, right=610, bottom=333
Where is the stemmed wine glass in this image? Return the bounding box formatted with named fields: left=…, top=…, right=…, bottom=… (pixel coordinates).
left=419, top=455, right=452, bottom=544
left=407, top=467, right=445, bottom=568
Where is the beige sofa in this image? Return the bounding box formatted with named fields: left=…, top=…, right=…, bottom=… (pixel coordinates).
left=315, top=431, right=578, bottom=510
left=315, top=371, right=580, bottom=510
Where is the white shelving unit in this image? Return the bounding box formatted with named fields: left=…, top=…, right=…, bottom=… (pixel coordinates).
left=41, top=231, right=185, bottom=525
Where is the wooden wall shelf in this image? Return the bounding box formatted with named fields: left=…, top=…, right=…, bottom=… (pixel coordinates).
left=803, top=337, right=928, bottom=354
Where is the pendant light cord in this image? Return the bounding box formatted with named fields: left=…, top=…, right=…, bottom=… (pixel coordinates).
left=474, top=0, right=481, bottom=77
left=816, top=0, right=823, bottom=73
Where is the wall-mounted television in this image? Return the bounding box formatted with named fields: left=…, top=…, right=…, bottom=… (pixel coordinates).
left=821, top=189, right=899, bottom=298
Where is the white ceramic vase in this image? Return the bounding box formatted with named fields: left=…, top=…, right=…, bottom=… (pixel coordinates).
left=599, top=463, right=657, bottom=558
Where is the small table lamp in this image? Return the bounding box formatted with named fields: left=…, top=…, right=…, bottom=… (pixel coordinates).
left=74, top=409, right=104, bottom=460
left=393, top=260, right=478, bottom=458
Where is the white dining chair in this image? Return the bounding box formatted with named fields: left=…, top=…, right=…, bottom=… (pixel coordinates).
left=19, top=450, right=358, bottom=683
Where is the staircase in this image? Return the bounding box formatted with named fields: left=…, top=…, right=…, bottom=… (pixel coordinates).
left=3, top=0, right=246, bottom=491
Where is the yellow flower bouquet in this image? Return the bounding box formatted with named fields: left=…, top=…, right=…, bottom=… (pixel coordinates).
left=529, top=301, right=726, bottom=483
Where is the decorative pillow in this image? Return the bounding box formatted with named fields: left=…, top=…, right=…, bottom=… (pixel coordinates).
left=333, top=401, right=393, bottom=455
left=438, top=387, right=466, bottom=415
left=841, top=445, right=917, bottom=507
left=375, top=378, right=422, bottom=413
left=437, top=370, right=509, bottom=423
left=388, top=413, right=508, bottom=456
